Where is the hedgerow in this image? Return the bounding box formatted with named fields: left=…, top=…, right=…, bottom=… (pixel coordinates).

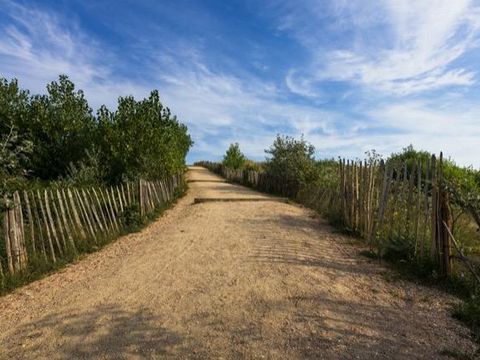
left=0, top=75, right=192, bottom=201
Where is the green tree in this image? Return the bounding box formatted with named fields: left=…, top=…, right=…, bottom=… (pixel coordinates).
left=0, top=76, right=192, bottom=186
left=223, top=143, right=246, bottom=169
left=0, top=78, right=30, bottom=132
left=264, top=135, right=317, bottom=195
left=27, top=75, right=96, bottom=179
left=97, top=90, right=192, bottom=183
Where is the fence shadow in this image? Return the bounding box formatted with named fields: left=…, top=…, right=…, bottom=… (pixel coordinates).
left=243, top=213, right=381, bottom=276
left=235, top=213, right=475, bottom=358
left=263, top=294, right=473, bottom=359
left=3, top=303, right=191, bottom=359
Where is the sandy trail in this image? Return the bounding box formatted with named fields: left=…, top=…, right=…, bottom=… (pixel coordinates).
left=0, top=166, right=475, bottom=359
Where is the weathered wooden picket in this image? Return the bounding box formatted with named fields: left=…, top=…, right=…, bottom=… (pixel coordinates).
left=201, top=155, right=478, bottom=279
left=0, top=174, right=183, bottom=282
left=223, top=167, right=299, bottom=197
left=336, top=154, right=453, bottom=276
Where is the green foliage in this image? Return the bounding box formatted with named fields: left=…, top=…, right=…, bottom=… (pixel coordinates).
left=387, top=145, right=480, bottom=203
left=314, top=159, right=338, bottom=189
left=222, top=143, right=246, bottom=170
left=0, top=125, right=32, bottom=207
left=264, top=135, right=317, bottom=195
left=0, top=79, right=30, bottom=135
left=119, top=204, right=142, bottom=230
left=0, top=79, right=32, bottom=202
left=387, top=144, right=431, bottom=167
left=454, top=294, right=480, bottom=342
left=97, top=90, right=192, bottom=183
left=0, top=75, right=95, bottom=180
left=27, top=76, right=96, bottom=180
left=387, top=145, right=480, bottom=251
left=0, top=76, right=192, bottom=188
left=243, top=160, right=263, bottom=172
left=64, top=147, right=105, bottom=187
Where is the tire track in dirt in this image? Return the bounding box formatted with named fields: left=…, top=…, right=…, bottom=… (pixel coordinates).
left=0, top=166, right=476, bottom=359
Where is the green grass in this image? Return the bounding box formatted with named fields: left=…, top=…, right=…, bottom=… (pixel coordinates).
left=453, top=294, right=480, bottom=343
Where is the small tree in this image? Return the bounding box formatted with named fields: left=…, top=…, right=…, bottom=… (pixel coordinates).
left=223, top=143, right=246, bottom=169
left=264, top=135, right=317, bottom=195
left=28, top=75, right=96, bottom=179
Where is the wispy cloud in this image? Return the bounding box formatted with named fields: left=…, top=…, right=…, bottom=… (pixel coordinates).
left=0, top=2, right=342, bottom=161
left=305, top=98, right=480, bottom=166
left=1, top=0, right=479, bottom=167
left=155, top=53, right=344, bottom=160
left=281, top=0, right=480, bottom=96
left=0, top=0, right=151, bottom=109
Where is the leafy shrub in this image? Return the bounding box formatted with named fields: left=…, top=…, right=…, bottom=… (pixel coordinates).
left=264, top=135, right=317, bottom=196
left=27, top=76, right=96, bottom=180
left=453, top=294, right=480, bottom=342
left=64, top=147, right=105, bottom=187
left=119, top=204, right=142, bottom=230
left=243, top=160, right=262, bottom=172
left=223, top=143, right=246, bottom=170
left=0, top=76, right=192, bottom=187
left=0, top=124, right=32, bottom=209
left=97, top=90, right=192, bottom=184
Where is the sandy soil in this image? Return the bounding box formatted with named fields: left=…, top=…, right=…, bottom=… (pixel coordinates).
left=0, top=166, right=476, bottom=359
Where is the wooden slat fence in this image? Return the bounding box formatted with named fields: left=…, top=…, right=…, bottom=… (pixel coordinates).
left=0, top=174, right=183, bottom=283
left=336, top=154, right=453, bottom=275
left=198, top=155, right=466, bottom=277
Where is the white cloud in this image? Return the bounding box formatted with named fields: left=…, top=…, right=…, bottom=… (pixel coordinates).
left=1, top=0, right=479, bottom=168
left=0, top=1, right=340, bottom=162
left=155, top=57, right=342, bottom=161
left=0, top=1, right=151, bottom=110
left=285, top=70, right=324, bottom=99
left=283, top=0, right=480, bottom=96
left=306, top=99, right=480, bottom=167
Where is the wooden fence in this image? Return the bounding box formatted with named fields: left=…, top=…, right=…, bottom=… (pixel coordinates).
left=199, top=155, right=477, bottom=278
left=222, top=167, right=300, bottom=197
left=337, top=154, right=453, bottom=275
left=0, top=174, right=183, bottom=281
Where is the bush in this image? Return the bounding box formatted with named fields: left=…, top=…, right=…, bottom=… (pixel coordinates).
left=453, top=294, right=480, bottom=342
left=0, top=124, right=32, bottom=209
left=243, top=160, right=262, bottom=172
left=223, top=143, right=246, bottom=170
left=264, top=135, right=317, bottom=196
left=97, top=90, right=192, bottom=184
left=119, top=204, right=142, bottom=230
left=0, top=76, right=192, bottom=187
left=64, top=147, right=105, bottom=187
left=27, top=76, right=97, bottom=180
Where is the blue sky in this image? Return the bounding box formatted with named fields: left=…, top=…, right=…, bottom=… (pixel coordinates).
left=1, top=0, right=480, bottom=166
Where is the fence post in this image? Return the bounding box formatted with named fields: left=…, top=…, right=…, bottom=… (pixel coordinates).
left=13, top=191, right=28, bottom=269
left=139, top=179, right=144, bottom=218
left=23, top=190, right=35, bottom=255
left=430, top=155, right=438, bottom=261
left=3, top=200, right=14, bottom=273
left=44, top=190, right=63, bottom=256
left=67, top=189, right=87, bottom=240
left=438, top=152, right=453, bottom=276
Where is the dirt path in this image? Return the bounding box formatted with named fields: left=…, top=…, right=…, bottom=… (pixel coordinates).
left=0, top=167, right=476, bottom=359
